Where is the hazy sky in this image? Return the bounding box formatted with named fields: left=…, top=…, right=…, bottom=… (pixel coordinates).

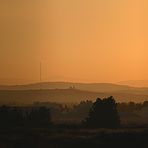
left=0, top=0, right=148, bottom=85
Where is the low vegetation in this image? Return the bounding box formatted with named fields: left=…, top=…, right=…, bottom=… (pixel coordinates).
left=0, top=96, right=148, bottom=147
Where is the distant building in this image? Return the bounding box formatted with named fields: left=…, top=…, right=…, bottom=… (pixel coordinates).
left=69, top=85, right=76, bottom=89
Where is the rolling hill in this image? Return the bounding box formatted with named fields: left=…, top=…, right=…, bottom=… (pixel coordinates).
left=118, top=80, right=148, bottom=87
left=0, top=82, right=137, bottom=92
left=0, top=82, right=148, bottom=104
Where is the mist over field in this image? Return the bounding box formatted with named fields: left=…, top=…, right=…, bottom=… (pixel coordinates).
left=1, top=82, right=148, bottom=105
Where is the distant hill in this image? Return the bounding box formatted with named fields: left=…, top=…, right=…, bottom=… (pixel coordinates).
left=118, top=80, right=148, bottom=87
left=0, top=82, right=135, bottom=92
left=0, top=82, right=148, bottom=104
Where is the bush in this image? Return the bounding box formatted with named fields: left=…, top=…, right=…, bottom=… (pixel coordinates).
left=84, top=96, right=120, bottom=128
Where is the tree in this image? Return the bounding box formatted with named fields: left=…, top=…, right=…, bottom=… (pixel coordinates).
left=84, top=96, right=120, bottom=128
left=0, top=106, right=24, bottom=128
left=27, top=107, right=52, bottom=128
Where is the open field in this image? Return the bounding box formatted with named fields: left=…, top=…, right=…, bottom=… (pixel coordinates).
left=0, top=128, right=148, bottom=148
left=1, top=89, right=148, bottom=105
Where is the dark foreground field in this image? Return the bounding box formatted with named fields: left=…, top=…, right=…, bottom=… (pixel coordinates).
left=0, top=128, right=148, bottom=148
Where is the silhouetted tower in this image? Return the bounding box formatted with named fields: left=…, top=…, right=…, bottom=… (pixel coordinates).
left=40, top=62, right=42, bottom=90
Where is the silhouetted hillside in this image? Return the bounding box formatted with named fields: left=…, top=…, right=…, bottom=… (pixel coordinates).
left=118, top=80, right=148, bottom=87
left=0, top=82, right=145, bottom=92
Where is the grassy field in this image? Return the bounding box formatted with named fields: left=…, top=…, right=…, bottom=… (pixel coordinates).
left=0, top=127, right=148, bottom=148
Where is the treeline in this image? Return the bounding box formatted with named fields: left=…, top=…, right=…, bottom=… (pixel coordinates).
left=118, top=101, right=148, bottom=112
left=0, top=106, right=52, bottom=128
left=1, top=96, right=148, bottom=129
left=0, top=96, right=120, bottom=129
left=42, top=100, right=148, bottom=125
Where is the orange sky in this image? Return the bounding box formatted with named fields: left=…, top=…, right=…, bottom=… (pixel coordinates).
left=0, top=0, right=148, bottom=85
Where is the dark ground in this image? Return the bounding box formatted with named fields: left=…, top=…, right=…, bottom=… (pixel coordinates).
left=0, top=128, right=148, bottom=148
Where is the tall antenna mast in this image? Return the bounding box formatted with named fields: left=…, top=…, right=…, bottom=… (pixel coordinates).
left=40, top=62, right=42, bottom=90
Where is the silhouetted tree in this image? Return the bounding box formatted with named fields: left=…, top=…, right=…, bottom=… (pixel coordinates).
left=27, top=107, right=52, bottom=127
left=84, top=96, right=120, bottom=128
left=143, top=101, right=148, bottom=108
left=0, top=106, right=52, bottom=128
left=0, top=106, right=23, bottom=128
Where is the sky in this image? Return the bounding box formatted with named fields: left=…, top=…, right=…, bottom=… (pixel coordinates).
left=0, top=0, right=148, bottom=85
